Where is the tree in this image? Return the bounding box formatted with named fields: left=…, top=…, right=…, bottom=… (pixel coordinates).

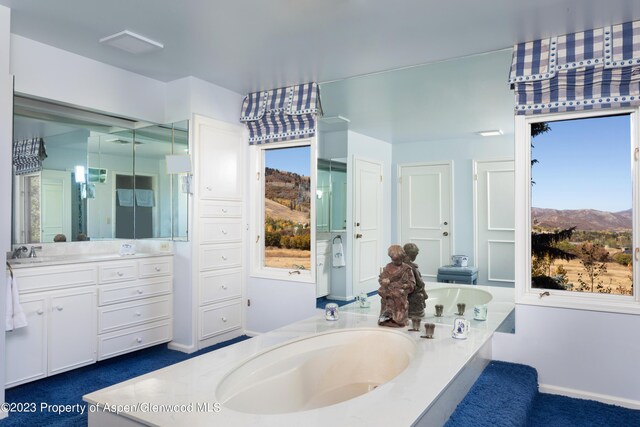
left=530, top=122, right=551, bottom=185
left=576, top=242, right=610, bottom=293
left=531, top=227, right=577, bottom=288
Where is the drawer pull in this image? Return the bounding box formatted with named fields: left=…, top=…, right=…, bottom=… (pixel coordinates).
left=55, top=305, right=64, bottom=311
left=117, top=271, right=124, bottom=277
left=36, top=309, right=44, bottom=315
left=221, top=284, right=228, bottom=290
left=221, top=255, right=227, bottom=261
left=154, top=266, right=161, bottom=272
left=221, top=316, right=227, bottom=322
left=137, top=289, right=144, bottom=294
left=136, top=337, right=143, bottom=343
left=206, top=186, right=212, bottom=191
left=135, top=311, right=142, bottom=317
left=221, top=229, right=227, bottom=235
left=222, top=208, right=228, bottom=213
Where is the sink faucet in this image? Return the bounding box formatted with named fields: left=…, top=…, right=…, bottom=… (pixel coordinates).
left=11, top=246, right=28, bottom=259
left=29, top=246, right=42, bottom=258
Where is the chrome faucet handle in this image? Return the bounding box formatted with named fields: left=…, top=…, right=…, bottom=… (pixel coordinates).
left=29, top=246, right=42, bottom=258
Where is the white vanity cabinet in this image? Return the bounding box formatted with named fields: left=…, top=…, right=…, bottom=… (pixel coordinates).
left=316, top=240, right=331, bottom=297
left=193, top=115, right=245, bottom=350
left=6, top=269, right=97, bottom=388
left=97, top=256, right=173, bottom=360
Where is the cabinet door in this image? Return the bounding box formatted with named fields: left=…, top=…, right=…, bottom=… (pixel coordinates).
left=49, top=289, right=97, bottom=375
left=6, top=297, right=47, bottom=387
left=316, top=254, right=330, bottom=297
left=195, top=116, right=244, bottom=200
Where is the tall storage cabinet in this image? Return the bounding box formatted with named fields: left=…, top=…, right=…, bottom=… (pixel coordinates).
left=192, top=115, right=245, bottom=349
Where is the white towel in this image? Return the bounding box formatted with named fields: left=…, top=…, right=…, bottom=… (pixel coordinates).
left=332, top=241, right=346, bottom=268
left=117, top=189, right=134, bottom=207
left=134, top=189, right=155, bottom=207
left=6, top=274, right=27, bottom=332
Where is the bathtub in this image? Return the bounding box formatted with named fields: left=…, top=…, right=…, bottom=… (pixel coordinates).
left=425, top=285, right=492, bottom=315
left=216, top=328, right=416, bottom=414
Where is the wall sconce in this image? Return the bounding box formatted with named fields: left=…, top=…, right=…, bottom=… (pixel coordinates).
left=165, top=154, right=193, bottom=194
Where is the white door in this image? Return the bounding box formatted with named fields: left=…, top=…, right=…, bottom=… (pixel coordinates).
left=41, top=169, right=71, bottom=243
left=353, top=158, right=383, bottom=296
left=475, top=160, right=515, bottom=285
left=399, top=163, right=452, bottom=281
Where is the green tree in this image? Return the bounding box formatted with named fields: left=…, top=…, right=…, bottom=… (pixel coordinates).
left=576, top=242, right=609, bottom=293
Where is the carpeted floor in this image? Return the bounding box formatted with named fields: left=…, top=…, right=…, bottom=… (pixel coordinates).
left=526, top=393, right=640, bottom=426
left=1, top=336, right=250, bottom=427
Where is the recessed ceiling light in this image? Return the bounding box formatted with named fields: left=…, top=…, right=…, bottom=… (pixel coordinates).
left=477, top=129, right=503, bottom=137
left=99, top=30, right=163, bottom=54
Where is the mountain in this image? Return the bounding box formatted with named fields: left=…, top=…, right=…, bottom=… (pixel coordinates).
left=532, top=207, right=632, bottom=231
left=265, top=167, right=310, bottom=222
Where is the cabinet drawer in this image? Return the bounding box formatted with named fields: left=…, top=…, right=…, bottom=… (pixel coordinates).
left=200, top=200, right=242, bottom=218
left=200, top=269, right=242, bottom=305
left=199, top=301, right=242, bottom=340
left=98, top=321, right=172, bottom=360
left=13, top=264, right=97, bottom=293
left=199, top=244, right=242, bottom=271
left=98, top=278, right=172, bottom=306
left=98, top=295, right=171, bottom=333
left=138, top=257, right=173, bottom=279
left=200, top=218, right=242, bottom=244
left=99, top=261, right=138, bottom=284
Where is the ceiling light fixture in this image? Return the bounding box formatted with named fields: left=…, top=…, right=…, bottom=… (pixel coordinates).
left=99, top=30, right=163, bottom=54
left=477, top=129, right=503, bottom=137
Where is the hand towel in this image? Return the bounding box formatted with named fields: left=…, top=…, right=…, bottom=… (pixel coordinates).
left=134, top=189, right=155, bottom=207
left=6, top=274, right=27, bottom=332
left=117, top=189, right=134, bottom=207
left=332, top=240, right=346, bottom=268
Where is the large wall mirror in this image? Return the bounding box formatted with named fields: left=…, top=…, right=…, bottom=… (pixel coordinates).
left=12, top=96, right=189, bottom=244
left=316, top=158, right=347, bottom=233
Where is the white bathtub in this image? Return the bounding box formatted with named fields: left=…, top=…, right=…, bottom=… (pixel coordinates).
left=425, top=285, right=493, bottom=315
left=215, top=328, right=416, bottom=414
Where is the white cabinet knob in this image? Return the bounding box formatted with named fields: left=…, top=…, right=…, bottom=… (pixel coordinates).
left=221, top=229, right=227, bottom=235
left=206, top=186, right=212, bottom=191
left=154, top=266, right=161, bottom=272
left=221, top=316, right=227, bottom=323
left=117, top=271, right=124, bottom=277
left=36, top=309, right=44, bottom=315
left=135, top=311, right=141, bottom=317
left=221, top=284, right=228, bottom=290
left=136, top=337, right=143, bottom=343
left=221, top=255, right=227, bottom=261
left=137, top=289, right=144, bottom=294
left=222, top=208, right=228, bottom=213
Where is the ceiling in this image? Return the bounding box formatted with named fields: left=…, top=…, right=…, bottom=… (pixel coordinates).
left=3, top=1, right=640, bottom=145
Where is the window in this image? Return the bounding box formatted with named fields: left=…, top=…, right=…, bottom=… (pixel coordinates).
left=516, top=109, right=640, bottom=312
left=250, top=139, right=315, bottom=282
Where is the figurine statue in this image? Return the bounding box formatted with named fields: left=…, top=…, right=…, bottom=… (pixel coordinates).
left=378, top=245, right=416, bottom=327
left=404, top=243, right=428, bottom=318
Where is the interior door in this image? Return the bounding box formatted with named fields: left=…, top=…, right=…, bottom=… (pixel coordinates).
left=41, top=169, right=71, bottom=243
left=399, top=163, right=452, bottom=281
left=475, top=160, right=515, bottom=285
left=353, top=158, right=382, bottom=296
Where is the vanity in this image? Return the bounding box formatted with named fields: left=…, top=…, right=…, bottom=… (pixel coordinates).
left=6, top=243, right=173, bottom=388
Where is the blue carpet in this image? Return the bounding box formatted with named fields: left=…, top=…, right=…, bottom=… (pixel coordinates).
left=1, top=336, right=250, bottom=427
left=316, top=290, right=378, bottom=309
left=445, top=361, right=538, bottom=427
left=526, top=393, right=640, bottom=427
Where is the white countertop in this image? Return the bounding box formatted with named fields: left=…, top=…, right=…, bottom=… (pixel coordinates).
left=7, top=252, right=172, bottom=269
left=83, top=284, right=514, bottom=427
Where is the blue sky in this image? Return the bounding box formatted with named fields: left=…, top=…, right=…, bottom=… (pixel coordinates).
left=265, top=145, right=311, bottom=177
left=532, top=114, right=631, bottom=212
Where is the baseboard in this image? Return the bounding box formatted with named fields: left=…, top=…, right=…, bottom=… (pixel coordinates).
left=167, top=341, right=197, bottom=354
left=243, top=329, right=261, bottom=337
left=539, top=383, right=640, bottom=410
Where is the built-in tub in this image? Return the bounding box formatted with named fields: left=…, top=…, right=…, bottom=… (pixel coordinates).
left=425, top=285, right=492, bottom=315
left=215, top=328, right=416, bottom=414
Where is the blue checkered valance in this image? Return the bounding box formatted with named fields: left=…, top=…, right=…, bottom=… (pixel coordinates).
left=13, top=138, right=47, bottom=175
left=509, top=20, right=640, bottom=115
left=240, top=82, right=321, bottom=144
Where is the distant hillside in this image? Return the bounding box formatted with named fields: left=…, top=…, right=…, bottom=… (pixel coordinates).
left=265, top=167, right=310, bottom=221
left=532, top=207, right=631, bottom=231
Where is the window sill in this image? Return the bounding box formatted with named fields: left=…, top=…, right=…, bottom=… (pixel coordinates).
left=249, top=268, right=314, bottom=284
left=517, top=290, right=640, bottom=315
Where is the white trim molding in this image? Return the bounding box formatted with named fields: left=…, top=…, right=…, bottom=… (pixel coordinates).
left=539, top=383, right=640, bottom=410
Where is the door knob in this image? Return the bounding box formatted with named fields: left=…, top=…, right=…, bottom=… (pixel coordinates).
left=443, top=231, right=449, bottom=236
left=444, top=221, right=448, bottom=225
left=355, top=233, right=363, bottom=239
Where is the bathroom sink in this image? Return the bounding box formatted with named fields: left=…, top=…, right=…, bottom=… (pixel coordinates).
left=425, top=285, right=493, bottom=315
left=216, top=328, right=416, bottom=414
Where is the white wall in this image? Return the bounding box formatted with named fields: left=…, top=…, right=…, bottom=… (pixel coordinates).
left=165, top=76, right=243, bottom=124
left=493, top=304, right=640, bottom=405
left=392, top=136, right=513, bottom=265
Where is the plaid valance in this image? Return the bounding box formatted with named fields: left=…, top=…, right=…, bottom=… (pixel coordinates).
left=240, top=82, right=321, bottom=144
left=13, top=138, right=47, bottom=175
left=509, top=20, right=640, bottom=115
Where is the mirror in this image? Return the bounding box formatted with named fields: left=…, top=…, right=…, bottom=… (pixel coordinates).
left=316, top=158, right=347, bottom=233
left=12, top=96, right=189, bottom=243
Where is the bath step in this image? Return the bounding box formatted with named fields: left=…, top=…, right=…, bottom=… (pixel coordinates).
left=444, top=361, right=538, bottom=427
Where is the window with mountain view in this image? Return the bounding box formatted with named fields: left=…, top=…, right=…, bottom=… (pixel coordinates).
left=263, top=145, right=311, bottom=271
left=530, top=114, right=633, bottom=296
